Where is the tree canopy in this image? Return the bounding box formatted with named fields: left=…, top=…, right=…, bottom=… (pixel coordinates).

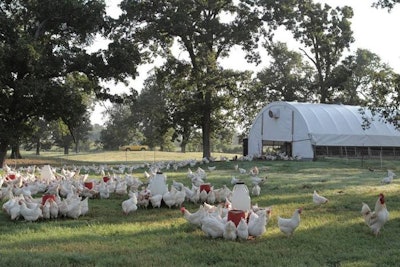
left=110, top=0, right=266, bottom=158
left=0, top=0, right=143, bottom=166
left=373, top=0, right=400, bottom=10
left=262, top=0, right=354, bottom=103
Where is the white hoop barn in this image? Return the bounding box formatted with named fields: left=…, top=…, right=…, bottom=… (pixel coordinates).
left=246, top=101, right=400, bottom=160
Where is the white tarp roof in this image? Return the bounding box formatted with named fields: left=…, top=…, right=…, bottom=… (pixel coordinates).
left=291, top=102, right=400, bottom=146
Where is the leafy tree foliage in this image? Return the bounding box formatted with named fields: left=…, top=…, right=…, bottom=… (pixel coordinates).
left=100, top=97, right=143, bottom=150
left=130, top=75, right=171, bottom=150
left=0, top=0, right=143, bottom=166
left=331, top=49, right=396, bottom=106
left=369, top=1, right=400, bottom=127
left=153, top=56, right=249, bottom=153
left=50, top=119, right=74, bottom=155
left=255, top=42, right=316, bottom=102
left=23, top=118, right=53, bottom=155
left=373, top=0, right=400, bottom=10
left=0, top=0, right=105, bottom=166
left=154, top=57, right=199, bottom=153
left=260, top=0, right=354, bottom=103
left=114, top=0, right=265, bottom=158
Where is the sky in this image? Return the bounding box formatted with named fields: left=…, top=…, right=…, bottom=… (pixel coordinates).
left=90, top=0, right=400, bottom=125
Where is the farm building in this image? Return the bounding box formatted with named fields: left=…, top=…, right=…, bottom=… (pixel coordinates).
left=247, top=101, right=400, bottom=160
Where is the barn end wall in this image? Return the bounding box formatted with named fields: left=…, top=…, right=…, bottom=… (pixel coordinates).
left=248, top=101, right=313, bottom=159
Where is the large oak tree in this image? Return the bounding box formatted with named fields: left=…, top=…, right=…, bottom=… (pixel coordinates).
left=0, top=0, right=142, bottom=166
left=114, top=0, right=265, bottom=158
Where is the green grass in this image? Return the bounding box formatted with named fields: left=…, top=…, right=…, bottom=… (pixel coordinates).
left=1, top=153, right=400, bottom=266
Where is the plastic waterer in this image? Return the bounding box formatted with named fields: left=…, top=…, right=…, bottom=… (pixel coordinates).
left=147, top=172, right=168, bottom=196
left=231, top=182, right=251, bottom=212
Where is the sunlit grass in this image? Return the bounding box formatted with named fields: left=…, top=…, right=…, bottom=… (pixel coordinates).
left=1, top=155, right=400, bottom=266
left=7, top=150, right=239, bottom=166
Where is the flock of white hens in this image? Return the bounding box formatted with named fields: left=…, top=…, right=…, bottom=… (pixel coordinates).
left=0, top=158, right=394, bottom=241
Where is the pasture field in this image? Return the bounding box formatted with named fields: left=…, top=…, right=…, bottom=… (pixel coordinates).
left=1, top=151, right=400, bottom=267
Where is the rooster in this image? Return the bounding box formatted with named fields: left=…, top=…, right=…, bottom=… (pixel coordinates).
left=278, top=208, right=302, bottom=237
left=313, top=190, right=328, bottom=205
left=361, top=193, right=389, bottom=236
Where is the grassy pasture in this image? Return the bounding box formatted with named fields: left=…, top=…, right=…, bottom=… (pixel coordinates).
left=1, top=152, right=400, bottom=266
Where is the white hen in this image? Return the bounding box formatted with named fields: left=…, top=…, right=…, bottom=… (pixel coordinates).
left=278, top=208, right=302, bottom=237
left=237, top=217, right=249, bottom=240
left=80, top=197, right=89, bottom=216
left=223, top=220, right=238, bottom=240
left=163, top=186, right=177, bottom=208
left=201, top=213, right=225, bottom=238
left=150, top=194, right=163, bottom=208
left=66, top=198, right=82, bottom=219
left=174, top=187, right=186, bottom=207
left=313, top=190, right=328, bottom=205
left=251, top=184, right=261, bottom=196
left=248, top=208, right=270, bottom=237
left=180, top=205, right=206, bottom=227
left=122, top=194, right=138, bottom=215
left=19, top=200, right=43, bottom=221
left=381, top=170, right=396, bottom=184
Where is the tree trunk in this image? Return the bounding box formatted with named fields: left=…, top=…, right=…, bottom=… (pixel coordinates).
left=180, top=131, right=189, bottom=153
left=180, top=142, right=186, bottom=153
left=202, top=91, right=212, bottom=159
left=75, top=139, right=79, bottom=153
left=0, top=142, right=8, bottom=168
left=10, top=143, right=22, bottom=159
left=64, top=146, right=69, bottom=155
left=35, top=138, right=41, bottom=155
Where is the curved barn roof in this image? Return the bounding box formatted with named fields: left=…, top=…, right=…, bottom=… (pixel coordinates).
left=289, top=102, right=400, bottom=146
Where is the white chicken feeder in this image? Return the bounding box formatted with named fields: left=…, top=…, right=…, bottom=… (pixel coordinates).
left=147, top=172, right=168, bottom=196
left=40, top=164, right=55, bottom=182
left=231, top=182, right=251, bottom=212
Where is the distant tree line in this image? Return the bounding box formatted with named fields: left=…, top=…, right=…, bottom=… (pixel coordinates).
left=1, top=0, right=398, bottom=166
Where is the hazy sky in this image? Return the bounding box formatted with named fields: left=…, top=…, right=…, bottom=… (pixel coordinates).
left=90, top=0, right=400, bottom=125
